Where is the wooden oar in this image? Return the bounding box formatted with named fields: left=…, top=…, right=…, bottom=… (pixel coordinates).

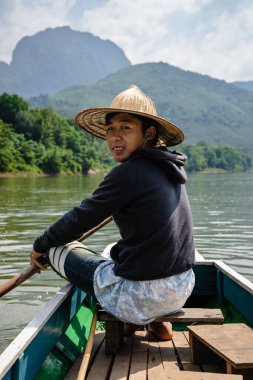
left=0, top=216, right=113, bottom=297
left=77, top=306, right=98, bottom=380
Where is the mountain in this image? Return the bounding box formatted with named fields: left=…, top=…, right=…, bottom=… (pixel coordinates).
left=0, top=26, right=131, bottom=98
left=30, top=62, right=253, bottom=154
left=232, top=81, right=253, bottom=92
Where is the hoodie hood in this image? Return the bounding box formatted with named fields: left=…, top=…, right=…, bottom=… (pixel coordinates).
left=136, top=147, right=187, bottom=184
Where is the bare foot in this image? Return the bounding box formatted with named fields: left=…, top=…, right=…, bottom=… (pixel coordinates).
left=148, top=322, right=173, bottom=340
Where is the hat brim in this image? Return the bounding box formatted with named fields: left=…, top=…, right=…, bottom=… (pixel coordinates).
left=75, top=107, right=184, bottom=147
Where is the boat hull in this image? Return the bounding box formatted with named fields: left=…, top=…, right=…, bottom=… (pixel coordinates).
left=0, top=284, right=95, bottom=380
left=1, top=258, right=253, bottom=379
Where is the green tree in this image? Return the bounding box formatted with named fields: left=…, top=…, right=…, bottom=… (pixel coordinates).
left=14, top=109, right=43, bottom=142
left=0, top=93, right=28, bottom=124
left=0, top=121, right=25, bottom=172
left=183, top=144, right=207, bottom=172
left=40, top=147, right=63, bottom=174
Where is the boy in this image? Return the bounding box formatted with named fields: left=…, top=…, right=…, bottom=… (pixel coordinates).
left=30, top=85, right=195, bottom=340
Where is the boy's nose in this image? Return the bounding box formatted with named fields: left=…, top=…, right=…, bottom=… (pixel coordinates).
left=110, top=130, right=122, bottom=140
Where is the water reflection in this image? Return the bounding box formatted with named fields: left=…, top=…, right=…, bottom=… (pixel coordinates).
left=0, top=171, right=253, bottom=353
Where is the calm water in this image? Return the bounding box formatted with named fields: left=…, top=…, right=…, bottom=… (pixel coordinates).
left=0, top=171, right=253, bottom=353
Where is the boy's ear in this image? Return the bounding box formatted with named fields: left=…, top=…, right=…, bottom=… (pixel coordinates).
left=145, top=126, right=156, bottom=140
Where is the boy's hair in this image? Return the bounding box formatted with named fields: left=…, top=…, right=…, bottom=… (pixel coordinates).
left=105, top=112, right=159, bottom=147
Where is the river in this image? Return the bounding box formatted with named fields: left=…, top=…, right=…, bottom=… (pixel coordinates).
left=0, top=171, right=253, bottom=353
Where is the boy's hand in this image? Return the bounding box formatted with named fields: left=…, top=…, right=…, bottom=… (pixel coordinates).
left=30, top=250, right=48, bottom=271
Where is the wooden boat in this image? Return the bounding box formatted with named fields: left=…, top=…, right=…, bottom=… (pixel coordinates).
left=1, top=252, right=253, bottom=380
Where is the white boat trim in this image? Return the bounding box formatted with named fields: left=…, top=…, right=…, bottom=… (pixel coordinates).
left=195, top=250, right=253, bottom=294
left=214, top=260, right=253, bottom=295
left=195, top=249, right=205, bottom=262
left=0, top=283, right=73, bottom=379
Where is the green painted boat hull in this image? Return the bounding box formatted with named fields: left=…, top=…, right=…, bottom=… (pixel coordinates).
left=1, top=286, right=95, bottom=380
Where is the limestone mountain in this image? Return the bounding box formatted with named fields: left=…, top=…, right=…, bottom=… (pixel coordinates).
left=0, top=26, right=131, bottom=98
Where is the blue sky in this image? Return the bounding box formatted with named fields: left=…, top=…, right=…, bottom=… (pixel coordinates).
left=0, top=0, right=253, bottom=82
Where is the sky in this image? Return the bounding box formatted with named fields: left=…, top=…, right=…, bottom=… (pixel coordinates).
left=0, top=0, right=253, bottom=82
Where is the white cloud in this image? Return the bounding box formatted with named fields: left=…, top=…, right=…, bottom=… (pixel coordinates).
left=80, top=0, right=253, bottom=81
left=0, top=0, right=253, bottom=81
left=0, top=0, right=76, bottom=63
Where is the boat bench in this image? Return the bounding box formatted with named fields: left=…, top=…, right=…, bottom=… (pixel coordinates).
left=188, top=323, right=253, bottom=380
left=98, top=307, right=224, bottom=355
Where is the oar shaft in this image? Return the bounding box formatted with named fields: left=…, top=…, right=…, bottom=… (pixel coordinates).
left=0, top=265, right=39, bottom=297
left=78, top=216, right=113, bottom=241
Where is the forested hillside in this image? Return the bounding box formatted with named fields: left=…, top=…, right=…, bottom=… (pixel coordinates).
left=0, top=93, right=251, bottom=175
left=233, top=81, right=253, bottom=92
left=30, top=62, right=253, bottom=154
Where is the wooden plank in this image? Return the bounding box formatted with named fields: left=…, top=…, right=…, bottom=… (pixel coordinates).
left=109, top=336, right=134, bottom=380
left=188, top=324, right=253, bottom=369
left=155, top=308, right=224, bottom=323
left=159, top=338, right=180, bottom=372
left=64, top=331, right=104, bottom=379
left=155, top=371, right=242, bottom=379
left=129, top=332, right=148, bottom=380
left=172, top=331, right=202, bottom=372
left=147, top=336, right=164, bottom=380
left=129, top=352, right=147, bottom=380
left=189, top=331, right=224, bottom=365
left=132, top=331, right=149, bottom=352
left=183, top=330, right=189, bottom=343
left=98, top=308, right=224, bottom=323
left=86, top=339, right=113, bottom=380
left=226, top=364, right=253, bottom=380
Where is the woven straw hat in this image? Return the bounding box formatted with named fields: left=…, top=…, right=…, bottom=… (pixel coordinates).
left=75, top=85, right=184, bottom=146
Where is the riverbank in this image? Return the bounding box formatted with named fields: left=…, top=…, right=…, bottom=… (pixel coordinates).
left=0, top=169, right=107, bottom=178
left=1, top=166, right=252, bottom=178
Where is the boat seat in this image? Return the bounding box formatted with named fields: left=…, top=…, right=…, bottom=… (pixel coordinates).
left=98, top=307, right=224, bottom=355
left=188, top=323, right=253, bottom=379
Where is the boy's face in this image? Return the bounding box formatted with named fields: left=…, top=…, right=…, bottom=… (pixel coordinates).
left=105, top=113, right=145, bottom=162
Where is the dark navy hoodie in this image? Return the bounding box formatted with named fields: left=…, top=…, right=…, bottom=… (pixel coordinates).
left=34, top=147, right=195, bottom=280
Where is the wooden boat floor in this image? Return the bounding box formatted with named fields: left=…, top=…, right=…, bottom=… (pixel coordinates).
left=65, top=330, right=243, bottom=380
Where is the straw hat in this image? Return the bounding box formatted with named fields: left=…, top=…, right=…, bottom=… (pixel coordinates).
left=75, top=85, right=184, bottom=146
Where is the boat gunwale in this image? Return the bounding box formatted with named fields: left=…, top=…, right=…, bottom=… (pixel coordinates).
left=0, top=283, right=75, bottom=378
left=195, top=256, right=253, bottom=295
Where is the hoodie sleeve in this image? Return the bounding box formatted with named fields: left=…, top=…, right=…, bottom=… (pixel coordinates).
left=33, top=163, right=137, bottom=253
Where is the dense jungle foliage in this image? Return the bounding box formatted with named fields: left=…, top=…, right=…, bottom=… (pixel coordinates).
left=0, top=93, right=114, bottom=174
left=0, top=93, right=252, bottom=175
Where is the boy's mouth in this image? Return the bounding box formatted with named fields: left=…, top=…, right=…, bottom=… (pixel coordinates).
left=112, top=146, right=124, bottom=152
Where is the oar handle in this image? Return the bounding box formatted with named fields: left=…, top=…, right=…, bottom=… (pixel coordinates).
left=0, top=216, right=113, bottom=297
